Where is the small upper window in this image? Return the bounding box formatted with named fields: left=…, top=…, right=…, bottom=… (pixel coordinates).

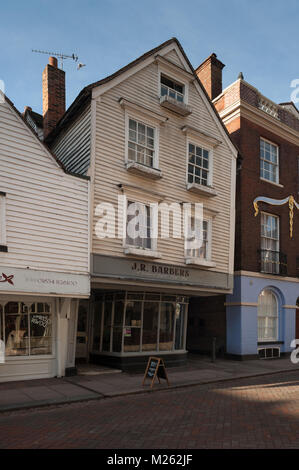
left=160, top=75, right=184, bottom=103
left=260, top=138, right=279, bottom=183
left=187, top=143, right=210, bottom=186
left=128, top=119, right=155, bottom=168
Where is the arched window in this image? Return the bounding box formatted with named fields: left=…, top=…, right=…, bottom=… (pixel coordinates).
left=258, top=289, right=278, bottom=341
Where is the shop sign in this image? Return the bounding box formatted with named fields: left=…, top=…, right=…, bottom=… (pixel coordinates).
left=92, top=254, right=233, bottom=291
left=0, top=267, right=90, bottom=296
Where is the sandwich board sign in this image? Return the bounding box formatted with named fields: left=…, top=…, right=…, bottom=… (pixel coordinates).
left=142, top=356, right=170, bottom=388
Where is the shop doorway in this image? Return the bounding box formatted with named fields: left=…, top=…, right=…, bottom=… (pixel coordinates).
left=75, top=300, right=91, bottom=363
left=186, top=295, right=226, bottom=357
left=296, top=298, right=299, bottom=340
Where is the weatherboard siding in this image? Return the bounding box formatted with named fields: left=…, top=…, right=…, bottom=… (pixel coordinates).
left=0, top=100, right=89, bottom=274
left=51, top=105, right=91, bottom=175
left=91, top=49, right=235, bottom=274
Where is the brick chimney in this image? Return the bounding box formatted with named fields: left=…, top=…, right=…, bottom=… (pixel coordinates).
left=195, top=53, right=225, bottom=101
left=42, top=56, right=65, bottom=138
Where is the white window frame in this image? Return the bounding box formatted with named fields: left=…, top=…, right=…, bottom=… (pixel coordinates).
left=0, top=193, right=6, bottom=247
left=185, top=218, right=211, bottom=261
left=1, top=297, right=56, bottom=360
left=123, top=200, right=159, bottom=255
left=125, top=112, right=159, bottom=170
left=157, top=66, right=189, bottom=105
left=160, top=73, right=185, bottom=103
left=257, top=289, right=279, bottom=342
left=186, top=139, right=214, bottom=188
left=260, top=137, right=279, bottom=184
left=260, top=212, right=280, bottom=275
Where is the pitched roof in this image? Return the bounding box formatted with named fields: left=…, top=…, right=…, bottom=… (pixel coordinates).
left=44, top=37, right=238, bottom=155
left=0, top=92, right=89, bottom=180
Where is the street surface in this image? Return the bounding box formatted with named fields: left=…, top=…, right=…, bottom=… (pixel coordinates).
left=0, top=371, right=299, bottom=449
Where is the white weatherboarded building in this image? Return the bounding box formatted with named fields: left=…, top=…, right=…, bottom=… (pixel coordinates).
left=48, top=38, right=237, bottom=371
left=0, top=94, right=90, bottom=382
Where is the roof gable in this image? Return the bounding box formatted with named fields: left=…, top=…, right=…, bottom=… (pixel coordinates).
left=46, top=38, right=238, bottom=157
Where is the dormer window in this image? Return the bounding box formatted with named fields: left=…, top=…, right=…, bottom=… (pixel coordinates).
left=160, top=75, right=184, bottom=103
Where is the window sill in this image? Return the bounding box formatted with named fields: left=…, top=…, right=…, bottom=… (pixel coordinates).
left=260, top=177, right=284, bottom=188
left=159, top=95, right=192, bottom=116
left=258, top=341, right=283, bottom=345
left=124, top=246, right=162, bottom=259
left=185, top=258, right=216, bottom=268
left=186, top=183, right=217, bottom=197
left=125, top=161, right=162, bottom=179
left=0, top=245, right=8, bottom=252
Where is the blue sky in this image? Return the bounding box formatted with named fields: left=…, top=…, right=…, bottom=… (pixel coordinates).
left=1, top=0, right=298, bottom=114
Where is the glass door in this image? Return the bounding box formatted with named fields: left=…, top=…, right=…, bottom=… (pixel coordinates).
left=76, top=301, right=90, bottom=362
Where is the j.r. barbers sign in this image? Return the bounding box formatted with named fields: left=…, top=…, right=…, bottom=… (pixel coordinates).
left=132, top=261, right=190, bottom=278
left=0, top=267, right=90, bottom=296
left=92, top=254, right=232, bottom=290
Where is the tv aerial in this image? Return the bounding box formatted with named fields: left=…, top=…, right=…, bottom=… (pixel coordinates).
left=32, top=49, right=84, bottom=70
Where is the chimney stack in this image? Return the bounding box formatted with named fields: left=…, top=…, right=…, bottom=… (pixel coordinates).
left=42, top=56, right=65, bottom=138
left=195, top=53, right=225, bottom=101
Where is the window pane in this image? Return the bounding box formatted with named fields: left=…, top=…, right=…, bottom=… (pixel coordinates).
left=114, top=301, right=124, bottom=326
left=112, top=327, right=122, bottom=352
left=93, top=301, right=102, bottom=351
left=124, top=327, right=140, bottom=352
left=102, top=302, right=112, bottom=351
left=257, top=289, right=278, bottom=340
left=175, top=303, right=186, bottom=350
left=142, top=302, right=158, bottom=351
left=125, top=301, right=142, bottom=326
left=30, top=314, right=52, bottom=355
left=5, top=311, right=29, bottom=356
left=159, top=303, right=175, bottom=351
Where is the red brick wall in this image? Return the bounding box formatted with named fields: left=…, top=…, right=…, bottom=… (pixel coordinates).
left=230, top=117, right=299, bottom=276
left=195, top=54, right=224, bottom=100
left=42, top=60, right=65, bottom=138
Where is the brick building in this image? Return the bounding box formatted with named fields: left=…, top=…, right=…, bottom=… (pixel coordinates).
left=196, top=55, right=299, bottom=359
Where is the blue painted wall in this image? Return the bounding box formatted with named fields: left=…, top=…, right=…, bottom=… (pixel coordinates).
left=226, top=274, right=299, bottom=356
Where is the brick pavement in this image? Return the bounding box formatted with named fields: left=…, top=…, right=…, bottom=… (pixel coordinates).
left=0, top=371, right=299, bottom=449
left=1, top=356, right=299, bottom=412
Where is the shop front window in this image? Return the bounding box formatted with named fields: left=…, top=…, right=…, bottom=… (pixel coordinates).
left=3, top=301, right=52, bottom=357
left=91, top=292, right=188, bottom=354
left=142, top=302, right=159, bottom=352
left=159, top=303, right=175, bottom=351
left=102, top=301, right=112, bottom=352
left=124, top=300, right=142, bottom=352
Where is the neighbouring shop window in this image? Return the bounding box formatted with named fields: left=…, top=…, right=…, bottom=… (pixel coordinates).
left=3, top=301, right=52, bottom=356
left=258, top=289, right=278, bottom=341
left=91, top=292, right=188, bottom=354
